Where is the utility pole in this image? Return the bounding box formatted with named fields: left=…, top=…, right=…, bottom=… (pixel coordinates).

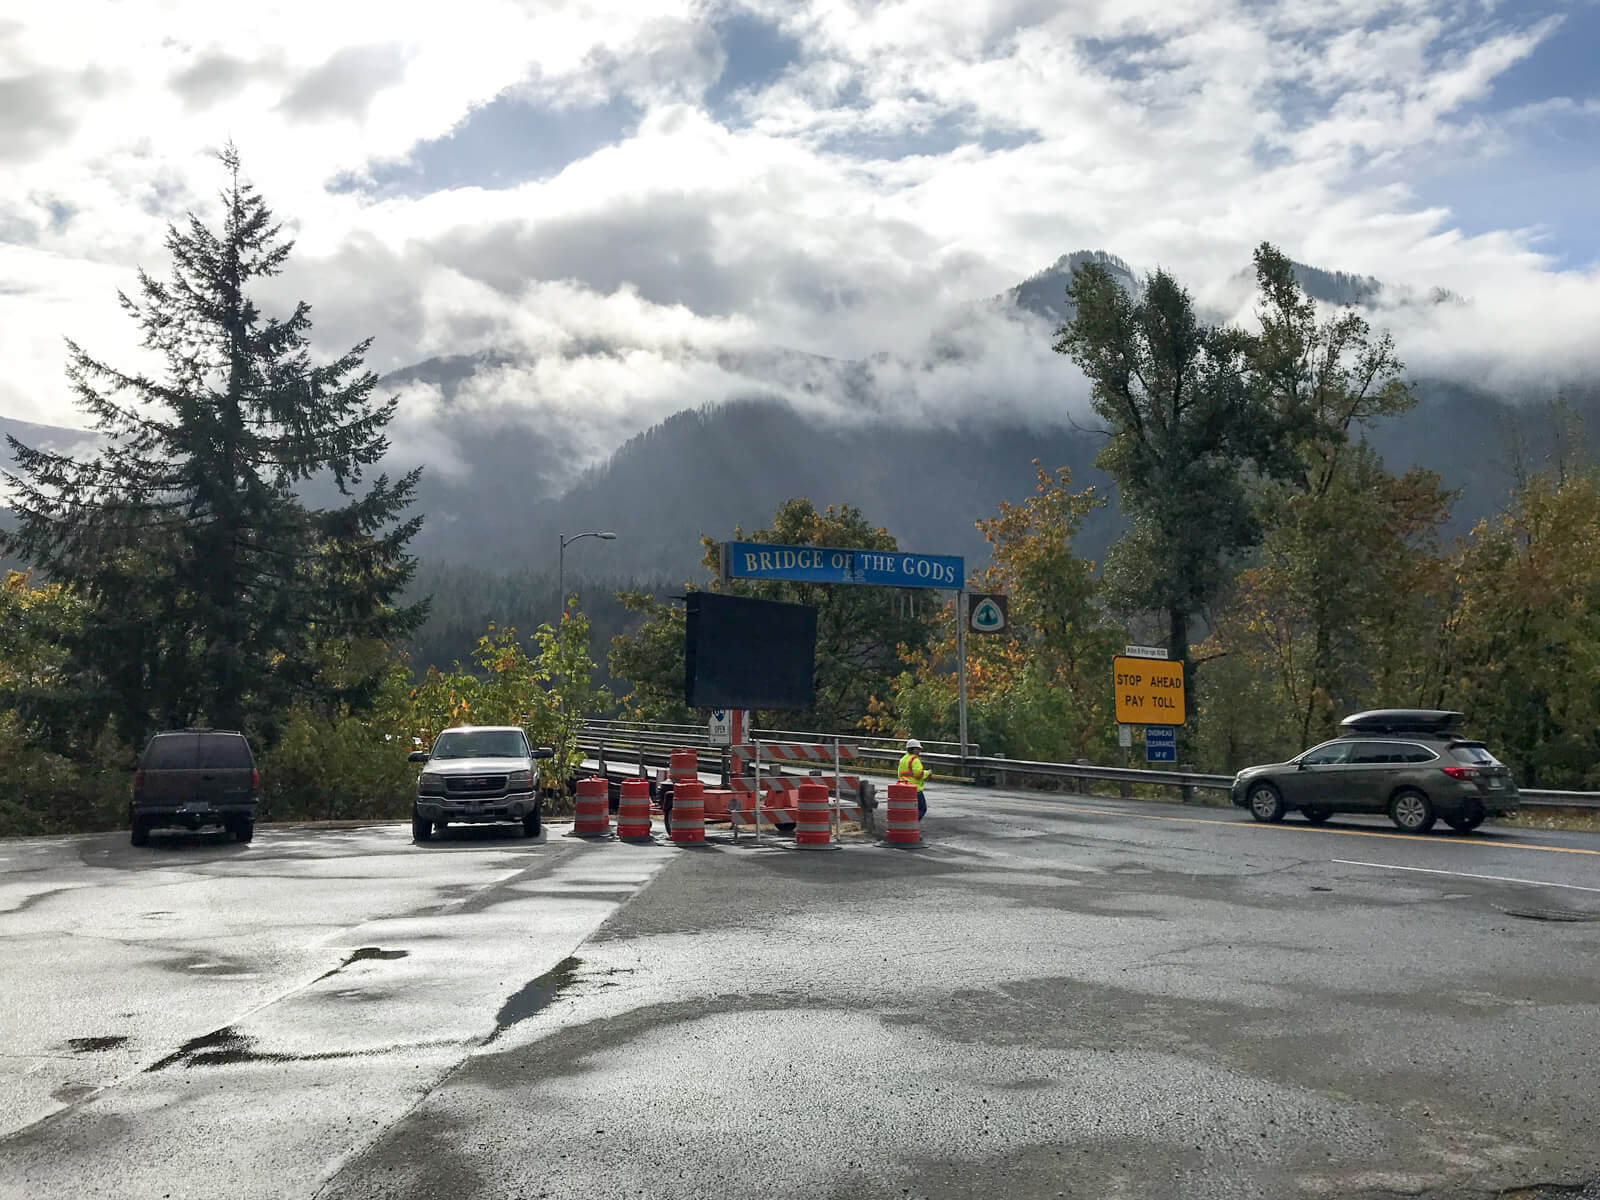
left=957, top=590, right=969, bottom=768
left=558, top=530, right=617, bottom=614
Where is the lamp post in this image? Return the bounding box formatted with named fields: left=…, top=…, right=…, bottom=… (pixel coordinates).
left=558, top=531, right=617, bottom=615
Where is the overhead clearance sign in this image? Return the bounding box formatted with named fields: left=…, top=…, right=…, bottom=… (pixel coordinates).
left=1113, top=655, right=1186, bottom=725
left=722, top=542, right=963, bottom=589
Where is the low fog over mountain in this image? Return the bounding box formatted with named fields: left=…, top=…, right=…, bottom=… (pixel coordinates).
left=5, top=252, right=1594, bottom=582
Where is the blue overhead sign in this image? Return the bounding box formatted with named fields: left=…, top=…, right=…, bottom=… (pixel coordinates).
left=724, top=542, right=964, bottom=589
left=1145, top=725, right=1177, bottom=763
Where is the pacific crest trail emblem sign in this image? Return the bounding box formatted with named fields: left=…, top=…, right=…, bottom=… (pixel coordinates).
left=968, top=594, right=1008, bottom=634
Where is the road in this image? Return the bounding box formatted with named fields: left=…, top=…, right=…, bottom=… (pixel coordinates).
left=1, top=789, right=1597, bottom=1200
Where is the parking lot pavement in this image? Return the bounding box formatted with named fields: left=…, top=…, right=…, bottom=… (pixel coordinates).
left=317, top=792, right=1600, bottom=1200
left=3, top=793, right=1598, bottom=1200
left=0, top=822, right=676, bottom=1199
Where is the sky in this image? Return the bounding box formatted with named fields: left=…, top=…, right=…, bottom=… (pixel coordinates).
left=1, top=0, right=1597, bottom=454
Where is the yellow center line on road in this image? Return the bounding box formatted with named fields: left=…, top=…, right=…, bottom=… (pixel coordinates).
left=974, top=795, right=1600, bottom=857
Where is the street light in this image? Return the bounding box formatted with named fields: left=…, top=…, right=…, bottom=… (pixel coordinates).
left=558, top=531, right=617, bottom=614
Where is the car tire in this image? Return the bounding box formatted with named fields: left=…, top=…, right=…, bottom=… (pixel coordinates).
left=1445, top=813, right=1484, bottom=834
left=1389, top=789, right=1436, bottom=834
left=412, top=814, right=433, bottom=843
left=523, top=809, right=542, bottom=839
left=1302, top=807, right=1332, bottom=825
left=1248, top=783, right=1286, bottom=823
left=234, top=820, right=254, bottom=844
left=130, top=821, right=150, bottom=847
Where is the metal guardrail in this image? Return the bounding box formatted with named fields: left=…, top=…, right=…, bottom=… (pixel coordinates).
left=578, top=721, right=1600, bottom=810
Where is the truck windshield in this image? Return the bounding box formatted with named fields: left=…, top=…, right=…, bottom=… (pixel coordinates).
left=432, top=731, right=528, bottom=760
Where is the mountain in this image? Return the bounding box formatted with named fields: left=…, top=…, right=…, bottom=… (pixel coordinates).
left=3, top=252, right=1595, bottom=587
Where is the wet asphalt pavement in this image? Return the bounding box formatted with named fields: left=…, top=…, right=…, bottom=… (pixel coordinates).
left=2, top=791, right=1598, bottom=1200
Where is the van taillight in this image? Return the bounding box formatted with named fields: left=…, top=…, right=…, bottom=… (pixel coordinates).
left=251, top=769, right=260, bottom=790
left=1442, top=766, right=1480, bottom=780
left=133, top=770, right=144, bottom=795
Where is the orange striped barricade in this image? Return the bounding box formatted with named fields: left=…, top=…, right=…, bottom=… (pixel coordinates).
left=884, top=782, right=921, bottom=847
left=669, top=779, right=707, bottom=845
left=669, top=748, right=699, bottom=783
left=794, top=781, right=833, bottom=850
left=617, top=778, right=653, bottom=842
left=574, top=776, right=612, bottom=838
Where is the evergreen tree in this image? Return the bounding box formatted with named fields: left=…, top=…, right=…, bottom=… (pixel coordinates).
left=1, top=146, right=424, bottom=747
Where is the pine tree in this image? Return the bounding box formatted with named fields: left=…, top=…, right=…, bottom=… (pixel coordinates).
left=1, top=146, right=424, bottom=748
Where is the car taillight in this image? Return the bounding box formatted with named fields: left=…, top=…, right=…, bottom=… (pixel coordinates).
left=251, top=769, right=260, bottom=789
left=133, top=770, right=144, bottom=795
left=1442, top=766, right=1480, bottom=780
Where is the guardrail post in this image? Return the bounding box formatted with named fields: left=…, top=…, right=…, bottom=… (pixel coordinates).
left=1180, top=764, right=1193, bottom=805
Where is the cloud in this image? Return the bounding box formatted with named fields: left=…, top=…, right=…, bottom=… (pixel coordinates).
left=277, top=44, right=410, bottom=122
left=0, top=69, right=106, bottom=160
left=170, top=51, right=288, bottom=109
left=0, top=0, right=1595, bottom=455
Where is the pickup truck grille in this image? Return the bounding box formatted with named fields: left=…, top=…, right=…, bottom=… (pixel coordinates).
left=446, top=775, right=509, bottom=794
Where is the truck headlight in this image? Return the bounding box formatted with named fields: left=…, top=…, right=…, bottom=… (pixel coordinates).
left=508, top=770, right=533, bottom=786
left=419, top=772, right=444, bottom=790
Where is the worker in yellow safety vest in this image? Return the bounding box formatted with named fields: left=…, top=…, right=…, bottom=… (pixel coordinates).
left=897, top=738, right=930, bottom=820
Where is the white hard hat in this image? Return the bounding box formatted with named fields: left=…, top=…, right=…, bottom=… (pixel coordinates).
left=905, top=738, right=922, bottom=751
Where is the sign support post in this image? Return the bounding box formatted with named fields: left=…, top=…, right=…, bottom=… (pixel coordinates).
left=956, top=590, right=969, bottom=767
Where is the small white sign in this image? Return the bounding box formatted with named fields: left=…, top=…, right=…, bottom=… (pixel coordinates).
left=1123, top=644, right=1169, bottom=660
left=708, top=710, right=731, bottom=745
left=1118, top=723, right=1133, bottom=748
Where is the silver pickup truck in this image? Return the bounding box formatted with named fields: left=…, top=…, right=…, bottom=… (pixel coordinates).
left=409, top=725, right=554, bottom=842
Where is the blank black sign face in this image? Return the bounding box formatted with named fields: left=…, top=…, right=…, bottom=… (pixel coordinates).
left=684, top=592, right=817, bottom=711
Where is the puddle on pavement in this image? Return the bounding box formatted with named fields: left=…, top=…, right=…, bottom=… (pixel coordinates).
left=66, top=1036, right=128, bottom=1053
left=316, top=946, right=409, bottom=981
left=145, top=1025, right=424, bottom=1070
left=147, top=1027, right=255, bottom=1070
left=491, top=956, right=583, bottom=1040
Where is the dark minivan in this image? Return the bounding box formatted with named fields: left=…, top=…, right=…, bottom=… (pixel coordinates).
left=131, top=729, right=260, bottom=846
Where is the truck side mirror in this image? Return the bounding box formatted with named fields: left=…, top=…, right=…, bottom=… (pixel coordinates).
left=532, top=747, right=554, bottom=760
left=408, top=751, right=429, bottom=763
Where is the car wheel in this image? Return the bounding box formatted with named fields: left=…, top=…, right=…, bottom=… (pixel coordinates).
left=1248, top=783, right=1286, bottom=823
left=1302, top=807, right=1332, bottom=825
left=1389, top=789, right=1436, bottom=834
left=130, top=821, right=150, bottom=847
left=412, top=814, right=433, bottom=842
left=234, top=820, right=254, bottom=844
left=523, top=808, right=542, bottom=839
left=1444, top=813, right=1484, bottom=834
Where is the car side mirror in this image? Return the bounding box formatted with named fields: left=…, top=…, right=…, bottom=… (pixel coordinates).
left=532, top=747, right=554, bottom=760
left=1296, top=760, right=1308, bottom=770
left=408, top=751, right=429, bottom=763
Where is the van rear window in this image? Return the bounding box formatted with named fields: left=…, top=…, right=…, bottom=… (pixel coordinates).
left=196, top=735, right=255, bottom=768
left=142, top=735, right=197, bottom=769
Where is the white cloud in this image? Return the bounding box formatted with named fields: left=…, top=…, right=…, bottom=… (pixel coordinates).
left=0, top=0, right=1594, bottom=452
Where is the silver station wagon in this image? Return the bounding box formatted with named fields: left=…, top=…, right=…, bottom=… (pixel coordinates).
left=1230, top=709, right=1520, bottom=834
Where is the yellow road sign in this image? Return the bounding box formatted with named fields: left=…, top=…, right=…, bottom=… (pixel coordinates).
left=1113, top=655, right=1185, bottom=725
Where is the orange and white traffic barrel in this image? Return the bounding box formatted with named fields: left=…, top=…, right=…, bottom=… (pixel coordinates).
left=574, top=776, right=611, bottom=838
left=669, top=748, right=699, bottom=783
left=794, top=781, right=833, bottom=849
left=884, top=783, right=921, bottom=847
left=617, top=778, right=653, bottom=841
left=669, top=779, right=707, bottom=845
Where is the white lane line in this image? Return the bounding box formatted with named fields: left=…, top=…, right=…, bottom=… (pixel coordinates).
left=1332, top=859, right=1600, bottom=894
